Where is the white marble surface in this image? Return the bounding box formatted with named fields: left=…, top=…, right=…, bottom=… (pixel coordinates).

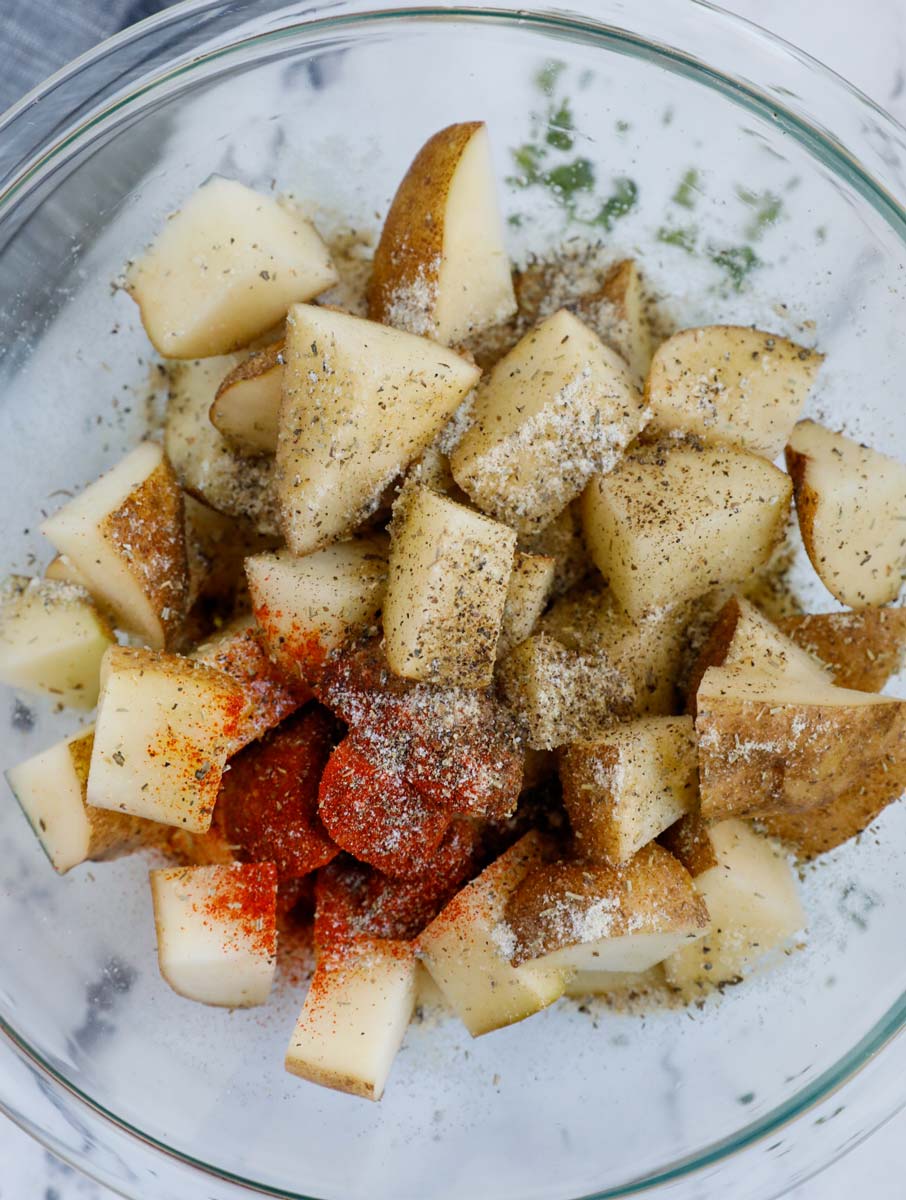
left=2, top=0, right=906, bottom=1197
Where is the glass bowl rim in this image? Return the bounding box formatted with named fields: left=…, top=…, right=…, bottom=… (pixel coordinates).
left=2, top=2, right=906, bottom=1196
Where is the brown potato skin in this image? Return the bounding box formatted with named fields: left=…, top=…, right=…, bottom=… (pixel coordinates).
left=658, top=811, right=718, bottom=878
left=779, top=609, right=906, bottom=693
left=368, top=122, right=482, bottom=327
left=684, top=597, right=746, bottom=717
left=758, top=771, right=905, bottom=859
left=210, top=340, right=285, bottom=447
left=785, top=442, right=824, bottom=592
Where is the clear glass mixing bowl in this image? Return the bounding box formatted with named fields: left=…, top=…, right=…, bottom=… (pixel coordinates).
left=2, top=2, right=906, bottom=1197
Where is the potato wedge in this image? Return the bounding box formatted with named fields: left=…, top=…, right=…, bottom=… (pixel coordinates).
left=662, top=820, right=804, bottom=996
left=165, top=358, right=280, bottom=536
left=786, top=419, right=906, bottom=606
left=647, top=326, right=821, bottom=459
left=779, top=608, right=906, bottom=692
left=245, top=538, right=387, bottom=683
left=126, top=178, right=336, bottom=358
left=571, top=258, right=655, bottom=385
left=0, top=576, right=114, bottom=708
left=384, top=486, right=515, bottom=687
left=88, top=645, right=248, bottom=833
left=561, top=716, right=699, bottom=865
left=581, top=441, right=792, bottom=619
left=209, top=341, right=284, bottom=454
left=497, top=551, right=556, bottom=657
left=276, top=305, right=480, bottom=554
left=44, top=554, right=91, bottom=591
left=451, top=309, right=646, bottom=533
left=41, top=442, right=189, bottom=649
left=504, top=844, right=708, bottom=973
left=369, top=122, right=516, bottom=344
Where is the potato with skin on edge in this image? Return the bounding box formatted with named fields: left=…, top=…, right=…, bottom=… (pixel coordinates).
left=451, top=309, right=647, bottom=534
left=369, top=121, right=516, bottom=344
left=276, top=304, right=480, bottom=555
left=779, top=608, right=906, bottom=693
left=571, top=258, right=656, bottom=386
left=210, top=341, right=285, bottom=454
left=126, top=177, right=337, bottom=359
left=497, top=551, right=556, bottom=658
left=786, top=418, right=906, bottom=607
left=383, top=485, right=516, bottom=688
left=40, top=441, right=190, bottom=650
left=646, top=326, right=822, bottom=459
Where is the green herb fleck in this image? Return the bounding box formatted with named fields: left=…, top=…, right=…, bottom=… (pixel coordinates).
left=615, top=119, right=631, bottom=134
left=815, top=225, right=828, bottom=242
left=662, top=106, right=675, bottom=126
left=708, top=243, right=760, bottom=291
left=508, top=142, right=547, bottom=188
left=657, top=224, right=698, bottom=254
left=535, top=60, right=566, bottom=96
left=736, top=186, right=784, bottom=240
left=508, top=213, right=524, bottom=228
left=589, top=177, right=638, bottom=229
left=546, top=99, right=575, bottom=150
left=672, top=168, right=700, bottom=209
left=546, top=157, right=596, bottom=199
left=578, top=69, right=595, bottom=89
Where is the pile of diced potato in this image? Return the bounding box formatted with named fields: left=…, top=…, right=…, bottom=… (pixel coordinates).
left=3, top=118, right=906, bottom=1104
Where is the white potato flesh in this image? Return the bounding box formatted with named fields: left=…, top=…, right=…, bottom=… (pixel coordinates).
left=451, top=308, right=647, bottom=533
left=209, top=343, right=284, bottom=454
left=497, top=551, right=556, bottom=657
left=539, top=930, right=702, bottom=974
left=383, top=486, right=515, bottom=687
left=88, top=646, right=247, bottom=833
left=285, top=940, right=417, bottom=1101
left=276, top=305, right=480, bottom=554
left=564, top=965, right=664, bottom=998
left=40, top=442, right=189, bottom=650
left=245, top=538, right=387, bottom=680
left=6, top=727, right=156, bottom=873
left=647, top=326, right=822, bottom=459
left=561, top=716, right=699, bottom=865
left=150, top=863, right=277, bottom=1007
left=126, top=177, right=337, bottom=358
left=786, top=418, right=906, bottom=606
left=581, top=442, right=792, bottom=618
left=663, top=820, right=804, bottom=995
left=0, top=576, right=113, bottom=708
left=417, top=834, right=569, bottom=1037
left=44, top=554, right=91, bottom=590
left=369, top=122, right=516, bottom=344
left=709, top=596, right=831, bottom=683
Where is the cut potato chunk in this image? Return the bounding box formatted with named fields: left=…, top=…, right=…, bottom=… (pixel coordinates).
left=561, top=716, right=699, bottom=865
left=451, top=309, right=647, bottom=533
left=286, top=939, right=417, bottom=1100
left=658, top=810, right=718, bottom=878
left=663, top=820, right=804, bottom=996
left=44, top=554, right=91, bottom=591
left=246, top=539, right=387, bottom=682
left=779, top=608, right=906, bottom=693
left=41, top=442, right=189, bottom=649
left=150, top=863, right=277, bottom=1006
left=497, top=551, right=556, bottom=657
left=418, top=833, right=569, bottom=1037
left=647, top=326, right=821, bottom=459
left=210, top=341, right=284, bottom=454
left=518, top=502, right=589, bottom=598
left=88, top=646, right=247, bottom=832
left=564, top=964, right=665, bottom=1000
left=504, top=844, right=708, bottom=972
left=383, top=486, right=515, bottom=687
left=581, top=441, right=792, bottom=618
left=369, top=121, right=516, bottom=344
left=786, top=419, right=906, bottom=606
left=571, top=259, right=655, bottom=386
left=276, top=304, right=480, bottom=554
left=126, top=178, right=336, bottom=358
left=166, top=357, right=280, bottom=536
left=0, top=576, right=113, bottom=708
left=6, top=727, right=159, bottom=874
left=497, top=633, right=633, bottom=750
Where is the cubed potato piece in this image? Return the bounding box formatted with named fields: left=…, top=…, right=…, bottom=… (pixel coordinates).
left=286, top=939, right=417, bottom=1100
left=383, top=486, right=515, bottom=687
left=696, top=657, right=906, bottom=826
left=165, top=357, right=280, bottom=536
left=0, top=577, right=114, bottom=708
left=44, top=554, right=91, bottom=591
left=417, top=833, right=569, bottom=1036
left=663, top=820, right=804, bottom=996
left=518, top=502, right=589, bottom=598
left=504, top=844, right=709, bottom=972
left=182, top=494, right=278, bottom=604
left=245, top=538, right=387, bottom=682
left=786, top=419, right=906, bottom=607
left=150, top=863, right=278, bottom=1006
left=647, top=326, right=822, bottom=459
left=41, top=442, right=189, bottom=649
left=369, top=122, right=516, bottom=345
left=658, top=810, right=719, bottom=878
left=209, top=341, right=284, bottom=454
left=406, top=445, right=466, bottom=500
left=497, top=633, right=633, bottom=750
left=276, top=305, right=480, bottom=554
left=126, top=178, right=336, bottom=358
left=561, top=716, right=699, bottom=865
left=779, top=608, right=906, bottom=693
left=451, top=309, right=647, bottom=533
left=571, top=259, right=655, bottom=385
left=564, top=964, right=665, bottom=1000
left=581, top=442, right=792, bottom=618
left=497, top=552, right=556, bottom=657
left=6, top=727, right=160, bottom=874
left=88, top=646, right=247, bottom=832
